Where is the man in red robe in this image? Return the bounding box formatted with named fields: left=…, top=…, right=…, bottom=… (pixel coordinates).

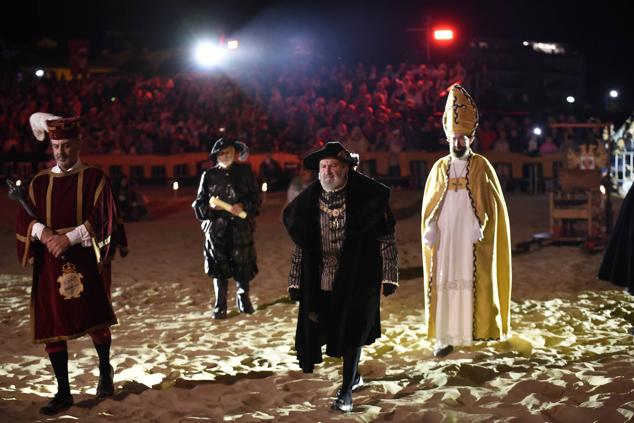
left=14, top=113, right=128, bottom=415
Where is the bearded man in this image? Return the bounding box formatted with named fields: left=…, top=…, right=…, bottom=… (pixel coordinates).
left=421, top=84, right=512, bottom=357
left=282, top=141, right=398, bottom=412
left=15, top=113, right=128, bottom=415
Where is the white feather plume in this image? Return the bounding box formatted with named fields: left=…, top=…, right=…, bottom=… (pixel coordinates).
left=29, top=112, right=61, bottom=141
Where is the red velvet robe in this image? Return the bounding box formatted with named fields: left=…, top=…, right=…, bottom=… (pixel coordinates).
left=16, top=164, right=128, bottom=343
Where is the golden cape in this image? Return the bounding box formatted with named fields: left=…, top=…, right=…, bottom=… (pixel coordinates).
left=421, top=153, right=512, bottom=341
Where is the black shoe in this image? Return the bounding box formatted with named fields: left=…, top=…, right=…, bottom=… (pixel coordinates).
left=40, top=391, right=73, bottom=415
left=212, top=306, right=227, bottom=319
left=337, top=374, right=364, bottom=396
left=331, top=393, right=353, bottom=412
left=212, top=278, right=228, bottom=319
left=433, top=345, right=454, bottom=357
left=236, top=293, right=255, bottom=314
left=96, top=365, right=115, bottom=398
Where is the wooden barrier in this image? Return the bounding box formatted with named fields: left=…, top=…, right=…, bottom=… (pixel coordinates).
left=79, top=152, right=303, bottom=180
left=7, top=151, right=565, bottom=182
left=355, top=151, right=564, bottom=179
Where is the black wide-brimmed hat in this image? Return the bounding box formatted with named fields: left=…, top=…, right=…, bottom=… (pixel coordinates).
left=303, top=141, right=358, bottom=170
left=209, top=138, right=249, bottom=160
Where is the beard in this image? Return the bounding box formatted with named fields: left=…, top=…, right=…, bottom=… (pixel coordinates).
left=319, top=170, right=348, bottom=192
left=450, top=144, right=471, bottom=159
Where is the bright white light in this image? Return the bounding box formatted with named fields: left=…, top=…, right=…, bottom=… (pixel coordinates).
left=532, top=42, right=566, bottom=55
left=194, top=41, right=225, bottom=68
left=433, top=29, right=454, bottom=41
left=533, top=127, right=542, bottom=136
left=566, top=96, right=575, bottom=103
left=609, top=90, right=619, bottom=98
left=599, top=185, right=606, bottom=195
left=172, top=181, right=179, bottom=191
left=35, top=69, right=44, bottom=78
left=522, top=41, right=529, bottom=46
left=261, top=182, right=268, bottom=192
left=16, top=179, right=22, bottom=187
left=227, top=40, right=239, bottom=50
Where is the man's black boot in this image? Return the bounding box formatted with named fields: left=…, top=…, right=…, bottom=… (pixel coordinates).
left=94, top=341, right=115, bottom=398
left=212, top=278, right=228, bottom=319
left=332, top=347, right=361, bottom=412
left=40, top=350, right=73, bottom=415
left=236, top=280, right=255, bottom=314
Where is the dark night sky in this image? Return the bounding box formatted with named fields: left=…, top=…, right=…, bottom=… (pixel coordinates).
left=2, top=0, right=632, bottom=109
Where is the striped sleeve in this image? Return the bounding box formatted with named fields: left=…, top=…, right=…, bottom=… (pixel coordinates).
left=288, top=243, right=302, bottom=290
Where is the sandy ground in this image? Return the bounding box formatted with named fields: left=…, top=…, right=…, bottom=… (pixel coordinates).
left=0, top=184, right=633, bottom=423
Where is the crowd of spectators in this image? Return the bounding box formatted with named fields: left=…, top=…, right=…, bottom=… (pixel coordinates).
left=0, top=62, right=603, bottom=159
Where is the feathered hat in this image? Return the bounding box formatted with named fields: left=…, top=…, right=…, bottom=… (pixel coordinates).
left=29, top=113, right=80, bottom=141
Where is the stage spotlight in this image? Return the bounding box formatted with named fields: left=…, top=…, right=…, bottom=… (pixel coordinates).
left=35, top=69, right=44, bottom=78
left=566, top=96, right=575, bottom=103
left=261, top=182, right=268, bottom=192
left=609, top=89, right=619, bottom=98
left=533, top=127, right=542, bottom=136
left=227, top=40, right=239, bottom=50
left=600, top=184, right=606, bottom=195
left=16, top=179, right=22, bottom=187
left=172, top=181, right=179, bottom=191
left=194, top=41, right=225, bottom=68
left=433, top=29, right=454, bottom=41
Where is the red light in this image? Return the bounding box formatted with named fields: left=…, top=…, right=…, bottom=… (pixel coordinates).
left=433, top=29, right=454, bottom=41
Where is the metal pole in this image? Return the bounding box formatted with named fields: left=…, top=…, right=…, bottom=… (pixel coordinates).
left=605, top=123, right=613, bottom=235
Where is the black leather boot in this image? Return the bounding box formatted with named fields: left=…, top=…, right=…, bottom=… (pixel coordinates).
left=212, top=278, right=228, bottom=319
left=236, top=280, right=255, bottom=314
left=94, top=341, right=115, bottom=398
left=332, top=347, right=361, bottom=412
left=40, top=350, right=73, bottom=415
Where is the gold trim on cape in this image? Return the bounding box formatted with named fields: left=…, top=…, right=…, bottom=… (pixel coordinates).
left=76, top=168, right=84, bottom=225
left=21, top=220, right=36, bottom=267
left=46, top=174, right=54, bottom=227
left=94, top=175, right=106, bottom=207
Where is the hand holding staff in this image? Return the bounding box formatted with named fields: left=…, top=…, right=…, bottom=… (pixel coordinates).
left=209, top=196, right=247, bottom=219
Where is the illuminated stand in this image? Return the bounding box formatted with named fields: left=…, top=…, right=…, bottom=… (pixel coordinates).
left=609, top=112, right=634, bottom=198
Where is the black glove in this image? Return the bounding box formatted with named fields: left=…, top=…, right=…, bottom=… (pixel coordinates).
left=288, top=287, right=301, bottom=302
left=382, top=283, right=397, bottom=297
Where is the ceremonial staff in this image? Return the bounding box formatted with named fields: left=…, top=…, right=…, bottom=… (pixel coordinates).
left=6, top=178, right=67, bottom=260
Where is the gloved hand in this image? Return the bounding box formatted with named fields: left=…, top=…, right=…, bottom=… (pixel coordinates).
left=288, top=287, right=301, bottom=302
left=422, top=222, right=439, bottom=247
left=382, top=283, right=397, bottom=297
left=471, top=224, right=484, bottom=244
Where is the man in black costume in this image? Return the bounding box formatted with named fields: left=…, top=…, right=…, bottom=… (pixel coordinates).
left=193, top=138, right=261, bottom=319
left=283, top=142, right=398, bottom=412
left=598, top=184, right=634, bottom=334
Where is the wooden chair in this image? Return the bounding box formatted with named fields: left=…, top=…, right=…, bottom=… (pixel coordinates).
left=549, top=169, right=603, bottom=238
